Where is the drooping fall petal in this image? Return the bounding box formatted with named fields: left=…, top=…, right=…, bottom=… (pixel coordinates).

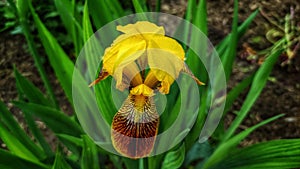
left=111, top=95, right=159, bottom=159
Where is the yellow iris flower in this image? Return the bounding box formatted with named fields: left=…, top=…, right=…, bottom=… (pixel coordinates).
left=90, top=21, right=203, bottom=95
left=89, top=21, right=203, bottom=159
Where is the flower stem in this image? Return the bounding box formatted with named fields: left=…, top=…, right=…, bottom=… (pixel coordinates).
left=139, top=158, right=144, bottom=169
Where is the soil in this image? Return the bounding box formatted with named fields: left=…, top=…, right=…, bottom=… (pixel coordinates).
left=0, top=0, right=299, bottom=150
left=204, top=0, right=300, bottom=146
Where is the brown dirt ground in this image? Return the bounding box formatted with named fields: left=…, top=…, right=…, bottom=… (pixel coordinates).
left=204, top=0, right=300, bottom=146
left=0, top=0, right=299, bottom=150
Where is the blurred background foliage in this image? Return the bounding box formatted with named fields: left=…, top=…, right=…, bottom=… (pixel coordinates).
left=0, top=0, right=299, bottom=169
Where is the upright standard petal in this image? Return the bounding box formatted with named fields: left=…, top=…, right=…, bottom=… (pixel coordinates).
left=146, top=36, right=185, bottom=94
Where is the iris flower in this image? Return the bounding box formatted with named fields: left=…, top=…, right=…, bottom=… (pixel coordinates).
left=90, top=21, right=203, bottom=159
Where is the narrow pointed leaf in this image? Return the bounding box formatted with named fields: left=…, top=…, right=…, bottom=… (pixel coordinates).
left=224, top=73, right=255, bottom=114
left=52, top=151, right=72, bottom=169
left=14, top=67, right=51, bottom=106
left=0, top=101, right=45, bottom=159
left=209, top=139, right=300, bottom=169
left=54, top=0, right=83, bottom=56
left=162, top=144, right=185, bottom=169
left=0, top=149, right=49, bottom=169
left=0, top=124, right=40, bottom=163
left=13, top=101, right=82, bottom=137
left=16, top=0, right=58, bottom=108
left=221, top=0, right=238, bottom=80
left=202, top=114, right=284, bottom=169
left=29, top=1, right=74, bottom=104
left=132, top=0, right=148, bottom=20
left=223, top=49, right=283, bottom=142
left=81, top=135, right=100, bottom=169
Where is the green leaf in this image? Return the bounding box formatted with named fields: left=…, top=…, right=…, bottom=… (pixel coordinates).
left=132, top=0, right=148, bottom=20
left=132, top=0, right=148, bottom=12
left=105, top=0, right=124, bottom=17
left=56, top=134, right=82, bottom=161
left=57, top=134, right=83, bottom=147
left=186, top=0, right=208, bottom=79
left=122, top=158, right=138, bottom=169
left=209, top=139, right=300, bottom=169
left=15, top=0, right=28, bottom=18
left=14, top=67, right=53, bottom=156
left=54, top=0, right=83, bottom=56
left=0, top=101, right=46, bottom=159
left=224, top=73, right=255, bottom=114
left=88, top=0, right=113, bottom=29
left=185, top=0, right=208, bottom=83
left=194, top=0, right=207, bottom=35
left=14, top=67, right=51, bottom=106
left=221, top=0, right=238, bottom=80
left=181, top=0, right=196, bottom=50
left=82, top=0, right=101, bottom=80
left=223, top=49, right=283, bottom=142
left=155, top=0, right=161, bottom=12
left=132, top=0, right=145, bottom=13
left=183, top=141, right=212, bottom=167
left=182, top=0, right=210, bottom=149
left=0, top=123, right=40, bottom=163
left=16, top=0, right=58, bottom=108
left=212, top=73, right=255, bottom=140
left=162, top=143, right=185, bottom=169
left=202, top=114, right=284, bottom=169
left=29, top=1, right=74, bottom=104
left=0, top=149, right=49, bottom=169
left=147, top=154, right=165, bottom=169
left=52, top=151, right=72, bottom=169
left=81, top=135, right=100, bottom=169
left=13, top=101, right=83, bottom=137
left=6, top=0, right=17, bottom=17
left=109, top=155, right=123, bottom=169
left=82, top=0, right=93, bottom=43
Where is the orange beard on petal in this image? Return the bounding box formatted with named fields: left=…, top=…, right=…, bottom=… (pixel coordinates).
left=111, top=94, right=159, bottom=159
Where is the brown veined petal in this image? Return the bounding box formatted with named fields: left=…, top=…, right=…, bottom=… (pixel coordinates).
left=111, top=94, right=159, bottom=159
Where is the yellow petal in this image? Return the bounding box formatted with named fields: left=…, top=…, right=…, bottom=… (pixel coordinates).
left=130, top=84, right=154, bottom=96
left=103, top=36, right=146, bottom=74
left=146, top=36, right=185, bottom=94
left=151, top=69, right=174, bottom=94
left=102, top=36, right=146, bottom=90
left=112, top=21, right=165, bottom=48
left=148, top=35, right=185, bottom=60
left=117, top=21, right=165, bottom=35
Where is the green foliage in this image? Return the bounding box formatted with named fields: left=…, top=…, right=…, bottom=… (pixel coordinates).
left=162, top=144, right=185, bottom=169
left=29, top=2, right=75, bottom=104
left=52, top=150, right=73, bottom=169
left=1, top=0, right=299, bottom=169
left=81, top=136, right=100, bottom=169
left=208, top=139, right=300, bottom=169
